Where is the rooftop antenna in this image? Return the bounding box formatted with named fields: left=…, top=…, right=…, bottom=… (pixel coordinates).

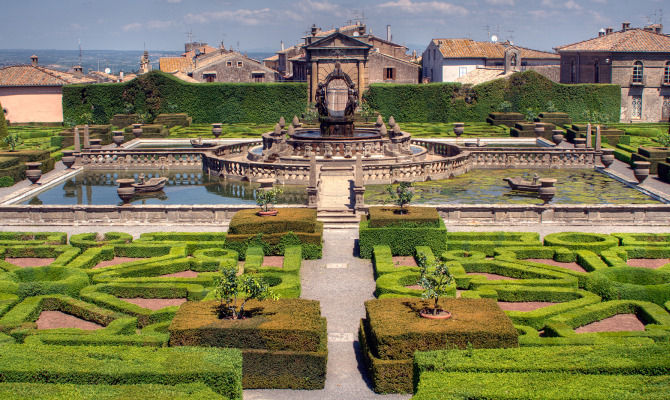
left=483, top=25, right=491, bottom=41
left=506, top=29, right=515, bottom=44
left=186, top=30, right=193, bottom=43
left=78, top=38, right=82, bottom=67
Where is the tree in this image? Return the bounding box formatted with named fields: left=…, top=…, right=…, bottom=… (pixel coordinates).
left=3, top=134, right=21, bottom=151
left=384, top=181, right=414, bottom=213
left=417, top=254, right=454, bottom=315
left=0, top=101, right=8, bottom=143
left=214, top=267, right=277, bottom=319
left=256, top=187, right=283, bottom=212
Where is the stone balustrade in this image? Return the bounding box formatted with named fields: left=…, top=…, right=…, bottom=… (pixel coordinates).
left=80, top=150, right=203, bottom=170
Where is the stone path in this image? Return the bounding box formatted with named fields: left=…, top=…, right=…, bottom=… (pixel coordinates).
left=318, top=175, right=352, bottom=209
left=245, top=229, right=410, bottom=400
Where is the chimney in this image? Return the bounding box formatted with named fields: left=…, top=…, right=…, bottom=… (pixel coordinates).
left=281, top=40, right=285, bottom=51
left=598, top=28, right=606, bottom=37
left=622, top=22, right=630, bottom=31
left=311, top=24, right=319, bottom=37
left=656, top=25, right=663, bottom=34
left=73, top=65, right=83, bottom=74
left=606, top=27, right=613, bottom=35
left=30, top=54, right=38, bottom=66
left=386, top=25, right=392, bottom=42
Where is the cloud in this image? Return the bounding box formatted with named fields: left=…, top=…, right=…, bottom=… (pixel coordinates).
left=486, top=0, right=515, bottom=5
left=186, top=8, right=277, bottom=25
left=166, top=0, right=182, bottom=3
left=378, top=0, right=468, bottom=15
left=122, top=20, right=173, bottom=32
left=541, top=0, right=582, bottom=10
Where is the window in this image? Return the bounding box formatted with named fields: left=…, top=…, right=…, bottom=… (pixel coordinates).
left=664, top=61, right=670, bottom=85
left=594, top=61, right=600, bottom=83
left=458, top=67, right=467, bottom=78
left=202, top=72, right=216, bottom=83
left=237, top=61, right=243, bottom=68
left=384, top=67, right=396, bottom=81
left=631, top=95, right=642, bottom=119
left=632, top=61, right=643, bottom=84
left=570, top=60, right=576, bottom=83
left=226, top=61, right=232, bottom=67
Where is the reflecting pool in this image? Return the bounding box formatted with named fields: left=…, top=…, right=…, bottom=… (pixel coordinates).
left=364, top=169, right=659, bottom=205
left=23, top=170, right=307, bottom=206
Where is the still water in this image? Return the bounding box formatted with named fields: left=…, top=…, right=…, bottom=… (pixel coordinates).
left=23, top=170, right=307, bottom=206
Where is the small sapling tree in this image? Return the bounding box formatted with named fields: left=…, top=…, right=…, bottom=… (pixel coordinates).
left=256, top=187, right=283, bottom=212
left=384, top=181, right=414, bottom=214
left=214, top=266, right=277, bottom=319
left=3, top=134, right=21, bottom=151
left=417, top=254, right=454, bottom=316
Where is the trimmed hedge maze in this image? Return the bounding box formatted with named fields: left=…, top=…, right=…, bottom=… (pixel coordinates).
left=363, top=227, right=670, bottom=396
left=0, top=213, right=322, bottom=396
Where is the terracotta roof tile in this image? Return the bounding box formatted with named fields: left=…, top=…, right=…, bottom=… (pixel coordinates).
left=555, top=28, right=670, bottom=52
left=0, top=65, right=95, bottom=87
left=159, top=57, right=193, bottom=73
left=433, top=39, right=559, bottom=60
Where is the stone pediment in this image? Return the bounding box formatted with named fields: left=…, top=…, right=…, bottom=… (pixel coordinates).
left=306, top=32, right=373, bottom=50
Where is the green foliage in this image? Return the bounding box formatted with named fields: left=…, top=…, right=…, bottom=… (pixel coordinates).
left=0, top=383, right=228, bottom=400
left=384, top=181, right=414, bottom=210
left=655, top=132, right=670, bottom=147
left=524, top=107, right=539, bottom=122
left=255, top=187, right=283, bottom=212
left=63, top=71, right=308, bottom=124
left=3, top=134, right=22, bottom=151
left=0, top=101, right=7, bottom=141
left=445, top=232, right=542, bottom=256
left=544, top=232, right=619, bottom=254
left=214, top=267, right=277, bottom=319
left=364, top=71, right=620, bottom=123
left=417, top=254, right=454, bottom=313
left=496, top=100, right=513, bottom=113
left=545, top=100, right=558, bottom=112
left=585, top=267, right=670, bottom=306
left=0, top=176, right=13, bottom=187
left=359, top=218, right=447, bottom=258
left=368, top=206, right=440, bottom=228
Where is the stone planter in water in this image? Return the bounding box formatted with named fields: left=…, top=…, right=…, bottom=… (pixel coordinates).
left=132, top=124, right=143, bottom=139
left=112, top=131, right=125, bottom=147
left=116, top=178, right=136, bottom=204
left=61, top=150, right=76, bottom=169
left=538, top=178, right=557, bottom=204
left=600, top=148, right=615, bottom=168
left=633, top=161, right=650, bottom=184
left=551, top=130, right=564, bottom=145
left=453, top=123, right=464, bottom=137
left=24, top=162, right=42, bottom=185
left=212, top=123, right=222, bottom=138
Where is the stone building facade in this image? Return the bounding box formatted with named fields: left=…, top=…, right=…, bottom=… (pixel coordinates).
left=555, top=23, right=670, bottom=122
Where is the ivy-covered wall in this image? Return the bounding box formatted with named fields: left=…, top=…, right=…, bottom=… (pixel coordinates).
left=363, top=71, right=621, bottom=123
left=62, top=71, right=308, bottom=125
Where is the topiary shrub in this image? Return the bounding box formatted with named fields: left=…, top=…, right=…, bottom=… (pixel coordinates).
left=585, top=267, right=670, bottom=306
left=544, top=232, right=618, bottom=254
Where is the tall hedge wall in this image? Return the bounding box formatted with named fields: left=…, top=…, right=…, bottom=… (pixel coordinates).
left=62, top=71, right=308, bottom=125
left=363, top=71, right=621, bottom=123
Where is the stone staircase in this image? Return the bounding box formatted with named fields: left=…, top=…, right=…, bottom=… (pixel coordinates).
left=316, top=165, right=362, bottom=228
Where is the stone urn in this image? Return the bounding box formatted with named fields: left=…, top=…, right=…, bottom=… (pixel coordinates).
left=574, top=138, right=586, bottom=148
left=453, top=122, right=464, bottom=137
left=551, top=130, right=564, bottom=145
left=538, top=178, right=557, bottom=204
left=89, top=139, right=102, bottom=150
left=112, top=131, right=125, bottom=147
left=132, top=123, right=143, bottom=139
left=25, top=162, right=42, bottom=185
left=212, top=123, right=222, bottom=138
left=61, top=150, right=76, bottom=169
left=633, top=161, right=650, bottom=184
left=600, top=148, right=615, bottom=168
left=534, top=123, right=545, bottom=138
left=116, top=178, right=136, bottom=204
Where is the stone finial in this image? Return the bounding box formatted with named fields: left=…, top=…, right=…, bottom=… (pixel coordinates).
left=379, top=124, right=388, bottom=136
left=274, top=123, right=282, bottom=136
left=287, top=124, right=295, bottom=135
left=309, top=153, right=317, bottom=187
left=83, top=124, right=90, bottom=149
left=375, top=115, right=384, bottom=127
left=279, top=116, right=286, bottom=128
left=595, top=125, right=602, bottom=151
left=388, top=116, right=396, bottom=128
left=586, top=123, right=592, bottom=148
left=292, top=115, right=300, bottom=127
left=392, top=124, right=401, bottom=136
left=73, top=127, right=81, bottom=153
left=355, top=154, right=363, bottom=187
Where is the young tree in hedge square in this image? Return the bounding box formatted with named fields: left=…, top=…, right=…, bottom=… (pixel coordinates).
left=384, top=181, right=414, bottom=214
left=214, top=267, right=277, bottom=319
left=417, top=254, right=454, bottom=316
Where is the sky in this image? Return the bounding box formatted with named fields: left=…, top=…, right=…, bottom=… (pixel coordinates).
left=0, top=0, right=666, bottom=54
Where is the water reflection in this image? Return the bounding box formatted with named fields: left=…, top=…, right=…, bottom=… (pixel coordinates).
left=23, top=170, right=307, bottom=206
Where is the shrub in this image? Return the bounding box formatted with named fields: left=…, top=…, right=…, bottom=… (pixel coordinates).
left=445, top=232, right=541, bottom=256
left=585, top=267, right=670, bottom=306
left=359, top=218, right=447, bottom=258
left=0, top=383, right=227, bottom=400
left=0, top=232, right=67, bottom=246
left=69, top=232, right=132, bottom=250
left=367, top=206, right=440, bottom=228
left=63, top=71, right=308, bottom=124
left=0, top=100, right=7, bottom=142
left=228, top=208, right=319, bottom=234
left=0, top=344, right=243, bottom=399
left=544, top=232, right=618, bottom=254
left=213, top=266, right=277, bottom=320
left=372, top=245, right=418, bottom=277
left=0, top=266, right=89, bottom=299
left=0, top=176, right=13, bottom=187
left=169, top=299, right=327, bottom=389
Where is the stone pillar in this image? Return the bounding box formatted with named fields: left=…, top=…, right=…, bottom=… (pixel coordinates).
left=354, top=154, right=363, bottom=187
left=585, top=123, right=592, bottom=148
left=595, top=125, right=602, bottom=151
left=309, top=153, right=317, bottom=187
left=73, top=127, right=81, bottom=153
left=353, top=155, right=365, bottom=210
left=310, top=61, right=318, bottom=103
left=357, top=60, right=363, bottom=102
left=83, top=124, right=90, bottom=149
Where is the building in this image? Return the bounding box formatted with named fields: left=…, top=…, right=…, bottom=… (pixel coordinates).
left=555, top=23, right=670, bottom=122
left=159, top=42, right=279, bottom=83
left=275, top=23, right=420, bottom=102
left=0, top=55, right=96, bottom=123
left=422, top=39, right=560, bottom=83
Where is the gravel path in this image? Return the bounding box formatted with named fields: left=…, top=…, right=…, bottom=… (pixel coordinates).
left=575, top=314, right=645, bottom=333
left=245, top=229, right=410, bottom=400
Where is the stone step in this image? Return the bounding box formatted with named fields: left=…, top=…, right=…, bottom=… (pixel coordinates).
left=317, top=208, right=361, bottom=228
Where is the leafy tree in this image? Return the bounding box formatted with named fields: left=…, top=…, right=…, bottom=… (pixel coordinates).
left=214, top=267, right=277, bottom=319
left=3, top=134, right=22, bottom=151
left=0, top=101, right=8, bottom=142
left=524, top=107, right=539, bottom=122
left=496, top=101, right=513, bottom=113
left=384, top=181, right=414, bottom=213
left=545, top=100, right=558, bottom=113
left=417, top=254, right=454, bottom=315
left=256, top=187, right=283, bottom=212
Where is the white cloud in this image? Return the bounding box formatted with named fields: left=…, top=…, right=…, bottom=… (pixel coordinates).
left=541, top=0, right=582, bottom=10
left=378, top=0, right=468, bottom=15
left=166, top=0, right=181, bottom=3
left=486, top=0, right=515, bottom=5
left=122, top=20, right=173, bottom=32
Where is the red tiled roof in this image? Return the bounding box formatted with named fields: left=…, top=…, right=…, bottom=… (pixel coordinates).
left=432, top=39, right=559, bottom=60
left=555, top=28, right=670, bottom=52
left=0, top=65, right=95, bottom=87
left=159, top=57, right=194, bottom=73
